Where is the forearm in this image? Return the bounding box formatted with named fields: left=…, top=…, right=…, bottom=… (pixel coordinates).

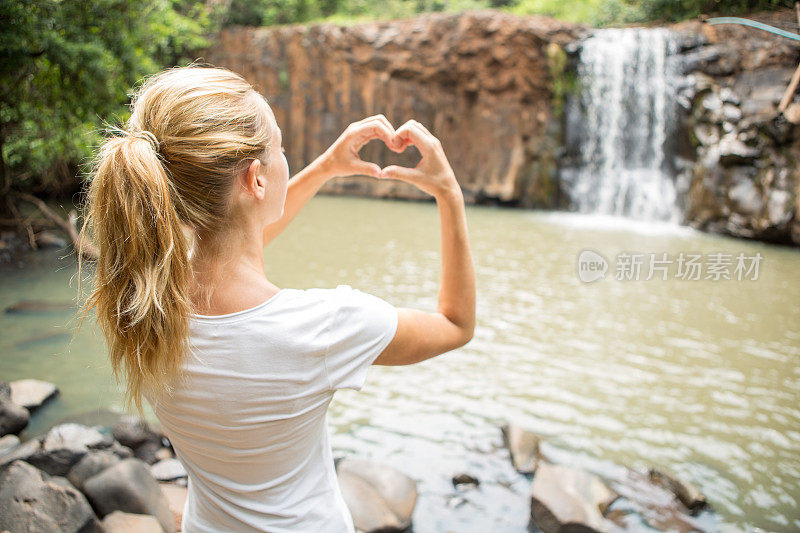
left=262, top=157, right=333, bottom=246
left=434, top=185, right=476, bottom=338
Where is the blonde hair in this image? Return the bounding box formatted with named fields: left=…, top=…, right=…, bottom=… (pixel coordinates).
left=77, top=63, right=276, bottom=417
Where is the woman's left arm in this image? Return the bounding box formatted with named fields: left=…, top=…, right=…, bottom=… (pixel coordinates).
left=262, top=114, right=402, bottom=247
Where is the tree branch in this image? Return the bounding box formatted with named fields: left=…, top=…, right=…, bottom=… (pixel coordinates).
left=12, top=192, right=99, bottom=260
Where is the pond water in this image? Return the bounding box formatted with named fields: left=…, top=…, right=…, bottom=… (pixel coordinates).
left=1, top=195, right=798, bottom=532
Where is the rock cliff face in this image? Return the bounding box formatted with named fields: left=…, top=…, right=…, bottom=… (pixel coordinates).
left=205, top=10, right=585, bottom=205
left=205, top=9, right=799, bottom=245
left=671, top=11, right=800, bottom=245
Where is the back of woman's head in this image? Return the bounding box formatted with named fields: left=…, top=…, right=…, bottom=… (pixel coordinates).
left=78, top=64, right=276, bottom=417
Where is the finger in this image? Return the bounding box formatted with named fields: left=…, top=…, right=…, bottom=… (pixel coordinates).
left=350, top=159, right=382, bottom=178
left=350, top=121, right=399, bottom=154
left=380, top=164, right=416, bottom=182
left=410, top=120, right=445, bottom=155
left=394, top=120, right=436, bottom=154
left=355, top=114, right=403, bottom=150
left=410, top=119, right=433, bottom=137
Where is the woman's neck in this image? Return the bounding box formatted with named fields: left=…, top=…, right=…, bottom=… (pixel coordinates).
left=188, top=227, right=279, bottom=316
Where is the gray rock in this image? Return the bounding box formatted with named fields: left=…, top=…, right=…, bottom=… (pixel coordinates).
left=10, top=379, right=59, bottom=411
left=27, top=446, right=88, bottom=477
left=113, top=415, right=161, bottom=449
left=43, top=422, right=111, bottom=452
left=530, top=463, right=618, bottom=533
left=0, top=436, right=41, bottom=468
left=721, top=104, right=742, bottom=123
left=0, top=396, right=29, bottom=437
left=700, top=91, right=723, bottom=118
left=68, top=450, right=121, bottom=491
left=102, top=510, right=165, bottom=532
left=4, top=299, right=75, bottom=313
left=0, top=434, right=20, bottom=454
left=728, top=178, right=762, bottom=215
left=693, top=123, right=719, bottom=146
left=149, top=458, right=187, bottom=482
left=451, top=472, right=480, bottom=487
left=718, top=87, right=740, bottom=105
left=0, top=459, right=103, bottom=533
left=82, top=458, right=175, bottom=533
left=648, top=468, right=707, bottom=514
left=29, top=423, right=114, bottom=476
left=336, top=457, right=418, bottom=533
left=718, top=137, right=760, bottom=167
left=109, top=440, right=136, bottom=459
left=765, top=189, right=793, bottom=228
left=136, top=439, right=168, bottom=465
left=501, top=422, right=542, bottom=474
left=682, top=45, right=735, bottom=76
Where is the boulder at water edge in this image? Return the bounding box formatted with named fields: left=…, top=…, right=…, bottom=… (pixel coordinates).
left=501, top=421, right=542, bottom=474
left=113, top=414, right=171, bottom=465
left=113, top=414, right=162, bottom=449
left=0, top=434, right=20, bottom=454
left=82, top=457, right=176, bottom=533
left=0, top=435, right=41, bottom=469
left=150, top=457, right=187, bottom=482
left=28, top=422, right=113, bottom=476
left=67, top=449, right=122, bottom=491
left=0, top=459, right=103, bottom=532
left=530, top=462, right=618, bottom=533
left=10, top=378, right=58, bottom=411
left=336, top=457, right=418, bottom=533
left=0, top=381, right=29, bottom=437
left=648, top=468, right=707, bottom=514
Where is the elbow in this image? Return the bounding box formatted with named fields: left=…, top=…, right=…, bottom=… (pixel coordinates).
left=456, top=323, right=475, bottom=348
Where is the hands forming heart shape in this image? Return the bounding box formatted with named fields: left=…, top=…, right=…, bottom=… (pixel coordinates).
left=319, top=114, right=459, bottom=198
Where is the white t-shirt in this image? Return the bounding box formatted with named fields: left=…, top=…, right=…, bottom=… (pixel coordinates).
left=144, top=284, right=399, bottom=533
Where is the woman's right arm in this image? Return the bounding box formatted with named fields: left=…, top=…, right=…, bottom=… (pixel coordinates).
left=373, top=120, right=476, bottom=366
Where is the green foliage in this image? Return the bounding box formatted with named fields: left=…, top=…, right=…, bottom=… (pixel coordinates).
left=631, top=0, right=792, bottom=23
left=0, top=0, right=218, bottom=194
left=547, top=42, right=580, bottom=118
left=510, top=0, right=790, bottom=26
left=223, top=0, right=491, bottom=28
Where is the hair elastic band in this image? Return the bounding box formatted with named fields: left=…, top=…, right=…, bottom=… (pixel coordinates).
left=130, top=129, right=161, bottom=153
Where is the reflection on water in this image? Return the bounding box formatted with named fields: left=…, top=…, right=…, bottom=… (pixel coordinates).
left=1, top=195, right=798, bottom=532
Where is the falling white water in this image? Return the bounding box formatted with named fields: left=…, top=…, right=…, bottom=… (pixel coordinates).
left=561, top=28, right=682, bottom=223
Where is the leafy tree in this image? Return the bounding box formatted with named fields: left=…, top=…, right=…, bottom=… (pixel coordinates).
left=0, top=0, right=219, bottom=196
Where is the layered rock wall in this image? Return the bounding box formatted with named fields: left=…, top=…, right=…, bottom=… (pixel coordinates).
left=205, top=11, right=585, bottom=205
left=672, top=11, right=800, bottom=245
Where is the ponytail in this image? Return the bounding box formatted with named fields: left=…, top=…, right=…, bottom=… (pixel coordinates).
left=79, top=130, right=192, bottom=417
left=76, top=64, right=276, bottom=418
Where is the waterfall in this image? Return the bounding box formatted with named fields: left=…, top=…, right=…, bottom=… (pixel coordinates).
left=560, top=28, right=682, bottom=223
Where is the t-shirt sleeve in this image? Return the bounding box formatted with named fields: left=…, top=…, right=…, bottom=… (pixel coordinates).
left=324, top=284, right=399, bottom=391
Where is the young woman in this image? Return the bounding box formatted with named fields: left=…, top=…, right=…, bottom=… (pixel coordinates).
left=80, top=64, right=475, bottom=532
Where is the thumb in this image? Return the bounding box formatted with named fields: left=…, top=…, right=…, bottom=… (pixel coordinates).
left=351, top=160, right=381, bottom=178
left=380, top=165, right=415, bottom=181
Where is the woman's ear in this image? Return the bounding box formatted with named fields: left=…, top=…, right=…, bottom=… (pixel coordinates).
left=245, top=159, right=267, bottom=200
